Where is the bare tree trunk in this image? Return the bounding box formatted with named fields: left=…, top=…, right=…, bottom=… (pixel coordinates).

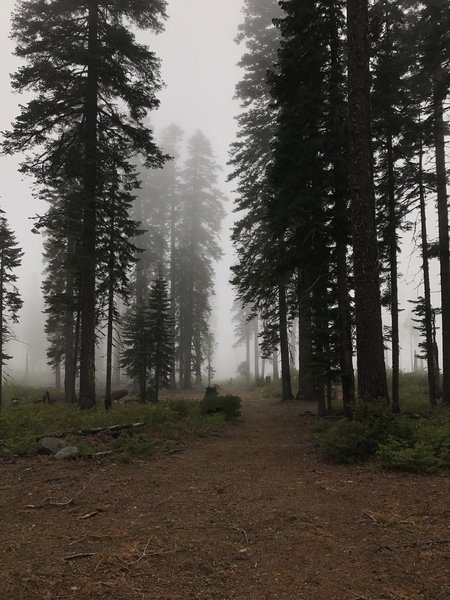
left=279, top=278, right=293, bottom=401
left=346, top=0, right=388, bottom=402
left=55, top=363, right=61, bottom=391
left=418, top=134, right=437, bottom=406
left=387, top=134, right=400, bottom=412
left=245, top=326, right=251, bottom=384
left=433, top=86, right=450, bottom=406
left=272, top=350, right=279, bottom=381
left=0, top=251, right=3, bottom=409
left=297, top=271, right=314, bottom=400
left=169, top=199, right=177, bottom=389
left=64, top=237, right=77, bottom=403
left=329, top=11, right=354, bottom=414
left=254, top=316, right=260, bottom=384
left=79, top=0, right=99, bottom=409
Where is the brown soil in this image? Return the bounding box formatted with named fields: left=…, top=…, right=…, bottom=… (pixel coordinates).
left=0, top=390, right=449, bottom=600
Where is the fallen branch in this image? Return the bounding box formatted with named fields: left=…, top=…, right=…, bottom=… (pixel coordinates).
left=64, top=552, right=97, bottom=561
left=26, top=475, right=95, bottom=510
left=37, top=423, right=146, bottom=440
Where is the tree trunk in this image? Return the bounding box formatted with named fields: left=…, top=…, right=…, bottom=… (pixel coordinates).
left=79, top=0, right=99, bottom=409
left=297, top=271, right=314, bottom=400
left=245, top=326, right=251, bottom=384
left=312, top=275, right=328, bottom=417
left=433, top=87, right=450, bottom=406
left=0, top=250, right=3, bottom=409
left=169, top=197, right=177, bottom=389
left=194, top=334, right=202, bottom=385
left=55, top=363, right=61, bottom=391
left=64, top=237, right=77, bottom=404
left=279, top=278, right=293, bottom=401
left=329, top=11, right=354, bottom=414
left=418, top=134, right=437, bottom=406
left=387, top=133, right=400, bottom=412
left=272, top=350, right=279, bottom=381
left=254, top=316, right=259, bottom=384
left=346, top=0, right=388, bottom=402
left=104, top=195, right=116, bottom=411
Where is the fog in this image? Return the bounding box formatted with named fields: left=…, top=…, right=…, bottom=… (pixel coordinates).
left=0, top=0, right=244, bottom=384
left=0, top=0, right=443, bottom=387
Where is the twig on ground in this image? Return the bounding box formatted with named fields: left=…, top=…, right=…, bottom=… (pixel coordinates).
left=77, top=509, right=101, bottom=520
left=115, top=540, right=178, bottom=567
left=25, top=475, right=95, bottom=510
left=94, top=556, right=105, bottom=572
left=152, top=496, right=173, bottom=510
left=64, top=552, right=97, bottom=561
left=378, top=539, right=450, bottom=552
left=231, top=525, right=250, bottom=545
left=116, top=538, right=152, bottom=566
left=363, top=509, right=380, bottom=524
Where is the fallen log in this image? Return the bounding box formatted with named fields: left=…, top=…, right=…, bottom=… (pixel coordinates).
left=37, top=422, right=146, bottom=440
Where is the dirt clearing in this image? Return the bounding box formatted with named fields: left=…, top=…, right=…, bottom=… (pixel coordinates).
left=0, top=390, right=449, bottom=599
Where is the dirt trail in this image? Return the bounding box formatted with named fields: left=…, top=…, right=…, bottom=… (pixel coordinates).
left=0, top=391, right=449, bottom=599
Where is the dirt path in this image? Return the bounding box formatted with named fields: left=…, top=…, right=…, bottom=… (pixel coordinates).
left=1, top=391, right=449, bottom=599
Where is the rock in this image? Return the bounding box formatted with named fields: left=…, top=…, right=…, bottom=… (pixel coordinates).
left=37, top=437, right=68, bottom=455
left=55, top=446, right=79, bottom=460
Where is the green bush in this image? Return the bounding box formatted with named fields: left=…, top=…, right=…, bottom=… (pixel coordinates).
left=315, top=419, right=376, bottom=463
left=167, top=399, right=195, bottom=419
left=316, top=402, right=415, bottom=464
left=376, top=439, right=441, bottom=473
left=199, top=394, right=241, bottom=421
left=315, top=399, right=450, bottom=473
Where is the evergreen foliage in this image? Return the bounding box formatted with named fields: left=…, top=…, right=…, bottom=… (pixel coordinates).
left=0, top=211, right=23, bottom=408
left=3, top=0, right=167, bottom=408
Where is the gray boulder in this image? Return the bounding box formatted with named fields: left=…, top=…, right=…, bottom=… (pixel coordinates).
left=37, top=437, right=68, bottom=455
left=55, top=446, right=79, bottom=460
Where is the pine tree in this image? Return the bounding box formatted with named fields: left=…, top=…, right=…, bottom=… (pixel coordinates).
left=33, top=182, right=83, bottom=404
left=147, top=271, right=174, bottom=402
left=371, top=0, right=412, bottom=411
left=3, top=0, right=167, bottom=408
left=0, top=210, right=23, bottom=408
left=177, top=131, right=224, bottom=389
left=121, top=302, right=150, bottom=402
left=347, top=0, right=388, bottom=401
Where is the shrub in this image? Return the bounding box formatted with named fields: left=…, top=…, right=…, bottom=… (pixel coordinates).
left=315, top=402, right=415, bottom=464
left=167, top=399, right=195, bottom=419
left=199, top=394, right=241, bottom=421
left=315, top=399, right=450, bottom=473
left=376, top=439, right=441, bottom=474
left=316, top=419, right=377, bottom=463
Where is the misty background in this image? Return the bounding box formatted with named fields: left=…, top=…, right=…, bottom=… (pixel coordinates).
left=0, top=0, right=439, bottom=385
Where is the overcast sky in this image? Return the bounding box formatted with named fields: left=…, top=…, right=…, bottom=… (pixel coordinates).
left=0, top=0, right=244, bottom=382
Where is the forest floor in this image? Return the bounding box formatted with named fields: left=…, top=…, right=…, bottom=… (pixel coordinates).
left=0, top=389, right=449, bottom=600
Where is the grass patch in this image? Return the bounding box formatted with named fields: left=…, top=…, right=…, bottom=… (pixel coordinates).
left=0, top=392, right=227, bottom=458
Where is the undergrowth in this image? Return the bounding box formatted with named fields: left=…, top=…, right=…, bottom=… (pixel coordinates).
left=0, top=393, right=228, bottom=457
left=314, top=402, right=450, bottom=473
